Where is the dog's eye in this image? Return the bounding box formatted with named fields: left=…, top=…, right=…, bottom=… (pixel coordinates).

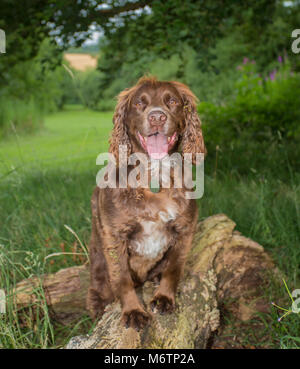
left=169, top=98, right=177, bottom=106
left=134, top=100, right=144, bottom=108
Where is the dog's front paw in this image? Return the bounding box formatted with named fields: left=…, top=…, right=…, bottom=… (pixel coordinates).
left=150, top=293, right=175, bottom=315
left=121, top=308, right=151, bottom=331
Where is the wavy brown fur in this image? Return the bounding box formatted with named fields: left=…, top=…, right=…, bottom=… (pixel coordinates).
left=87, top=77, right=206, bottom=330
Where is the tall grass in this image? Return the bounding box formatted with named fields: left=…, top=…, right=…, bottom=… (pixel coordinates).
left=0, top=164, right=98, bottom=348
left=0, top=97, right=43, bottom=139
left=0, top=245, right=95, bottom=348
left=200, top=138, right=300, bottom=348
left=202, top=137, right=300, bottom=279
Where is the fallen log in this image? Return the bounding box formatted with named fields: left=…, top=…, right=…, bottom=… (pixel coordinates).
left=12, top=214, right=275, bottom=348
left=13, top=264, right=90, bottom=324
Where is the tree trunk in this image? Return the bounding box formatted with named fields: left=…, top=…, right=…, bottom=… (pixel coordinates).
left=12, top=214, right=275, bottom=348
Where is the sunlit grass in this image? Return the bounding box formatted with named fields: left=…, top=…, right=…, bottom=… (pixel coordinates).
left=0, top=105, right=113, bottom=176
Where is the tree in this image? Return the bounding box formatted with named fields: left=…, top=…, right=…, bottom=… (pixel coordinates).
left=0, top=1, right=282, bottom=75
left=1, top=0, right=299, bottom=95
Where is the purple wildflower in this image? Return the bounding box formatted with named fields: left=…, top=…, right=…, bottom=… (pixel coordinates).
left=269, top=69, right=277, bottom=81
left=243, top=57, right=249, bottom=64
left=278, top=55, right=282, bottom=63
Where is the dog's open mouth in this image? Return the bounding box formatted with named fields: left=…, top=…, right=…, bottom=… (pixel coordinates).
left=137, top=131, right=177, bottom=160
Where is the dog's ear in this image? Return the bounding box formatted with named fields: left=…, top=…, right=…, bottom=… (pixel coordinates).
left=172, top=82, right=206, bottom=164
left=109, top=88, right=133, bottom=164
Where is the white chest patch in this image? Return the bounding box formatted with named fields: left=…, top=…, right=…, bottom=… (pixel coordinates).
left=133, top=206, right=177, bottom=259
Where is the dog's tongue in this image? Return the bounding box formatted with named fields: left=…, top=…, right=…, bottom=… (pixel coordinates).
left=146, top=133, right=168, bottom=160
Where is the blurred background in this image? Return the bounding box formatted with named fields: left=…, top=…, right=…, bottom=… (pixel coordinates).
left=0, top=0, right=300, bottom=348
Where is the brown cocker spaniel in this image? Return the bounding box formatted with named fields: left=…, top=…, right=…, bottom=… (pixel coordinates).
left=87, top=76, right=206, bottom=330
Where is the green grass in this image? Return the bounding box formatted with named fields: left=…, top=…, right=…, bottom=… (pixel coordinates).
left=0, top=97, right=44, bottom=139
left=0, top=105, right=299, bottom=348
left=0, top=105, right=112, bottom=348
left=0, top=105, right=113, bottom=175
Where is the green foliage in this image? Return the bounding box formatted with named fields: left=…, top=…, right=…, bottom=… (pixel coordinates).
left=2, top=1, right=299, bottom=126
left=1, top=0, right=299, bottom=90
left=0, top=39, right=68, bottom=137
left=91, top=0, right=300, bottom=100
left=66, top=44, right=100, bottom=56
left=0, top=98, right=43, bottom=138
left=199, top=57, right=300, bottom=151
left=68, top=0, right=299, bottom=113
left=79, top=69, right=106, bottom=110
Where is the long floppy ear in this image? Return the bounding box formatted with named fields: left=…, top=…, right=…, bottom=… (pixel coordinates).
left=109, top=88, right=133, bottom=165
left=172, top=82, right=206, bottom=164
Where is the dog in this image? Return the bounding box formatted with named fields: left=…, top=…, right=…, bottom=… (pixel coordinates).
left=87, top=76, right=206, bottom=330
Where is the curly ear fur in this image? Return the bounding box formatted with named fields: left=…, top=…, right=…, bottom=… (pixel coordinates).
left=172, top=81, right=206, bottom=164
left=109, top=88, right=134, bottom=164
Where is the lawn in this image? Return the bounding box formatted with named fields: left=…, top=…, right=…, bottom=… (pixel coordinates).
left=0, top=106, right=299, bottom=348
left=0, top=105, right=113, bottom=175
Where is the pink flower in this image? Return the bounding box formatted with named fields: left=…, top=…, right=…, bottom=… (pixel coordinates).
left=278, top=55, right=282, bottom=63
left=269, top=69, right=277, bottom=81
left=243, top=57, right=249, bottom=64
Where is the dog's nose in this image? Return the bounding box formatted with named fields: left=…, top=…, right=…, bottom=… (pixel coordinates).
left=148, top=110, right=167, bottom=126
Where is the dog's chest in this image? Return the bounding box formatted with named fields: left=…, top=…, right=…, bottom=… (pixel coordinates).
left=128, top=203, right=178, bottom=282
left=131, top=205, right=177, bottom=259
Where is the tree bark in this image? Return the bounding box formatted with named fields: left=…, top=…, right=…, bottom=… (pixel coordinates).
left=12, top=214, right=275, bottom=348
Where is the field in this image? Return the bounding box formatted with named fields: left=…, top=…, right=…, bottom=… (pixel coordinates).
left=64, top=53, right=98, bottom=71
left=0, top=106, right=299, bottom=348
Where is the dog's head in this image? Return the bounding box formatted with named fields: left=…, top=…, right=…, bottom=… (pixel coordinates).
left=109, top=76, right=206, bottom=164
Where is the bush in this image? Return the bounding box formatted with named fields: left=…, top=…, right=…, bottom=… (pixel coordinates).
left=96, top=99, right=116, bottom=111
left=199, top=57, right=300, bottom=150
left=79, top=69, right=105, bottom=109
left=0, top=39, right=67, bottom=138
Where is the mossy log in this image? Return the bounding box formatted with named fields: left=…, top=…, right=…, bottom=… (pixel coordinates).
left=12, top=214, right=275, bottom=348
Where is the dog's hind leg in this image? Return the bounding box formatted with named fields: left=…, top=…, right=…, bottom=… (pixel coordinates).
left=87, top=188, right=114, bottom=320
